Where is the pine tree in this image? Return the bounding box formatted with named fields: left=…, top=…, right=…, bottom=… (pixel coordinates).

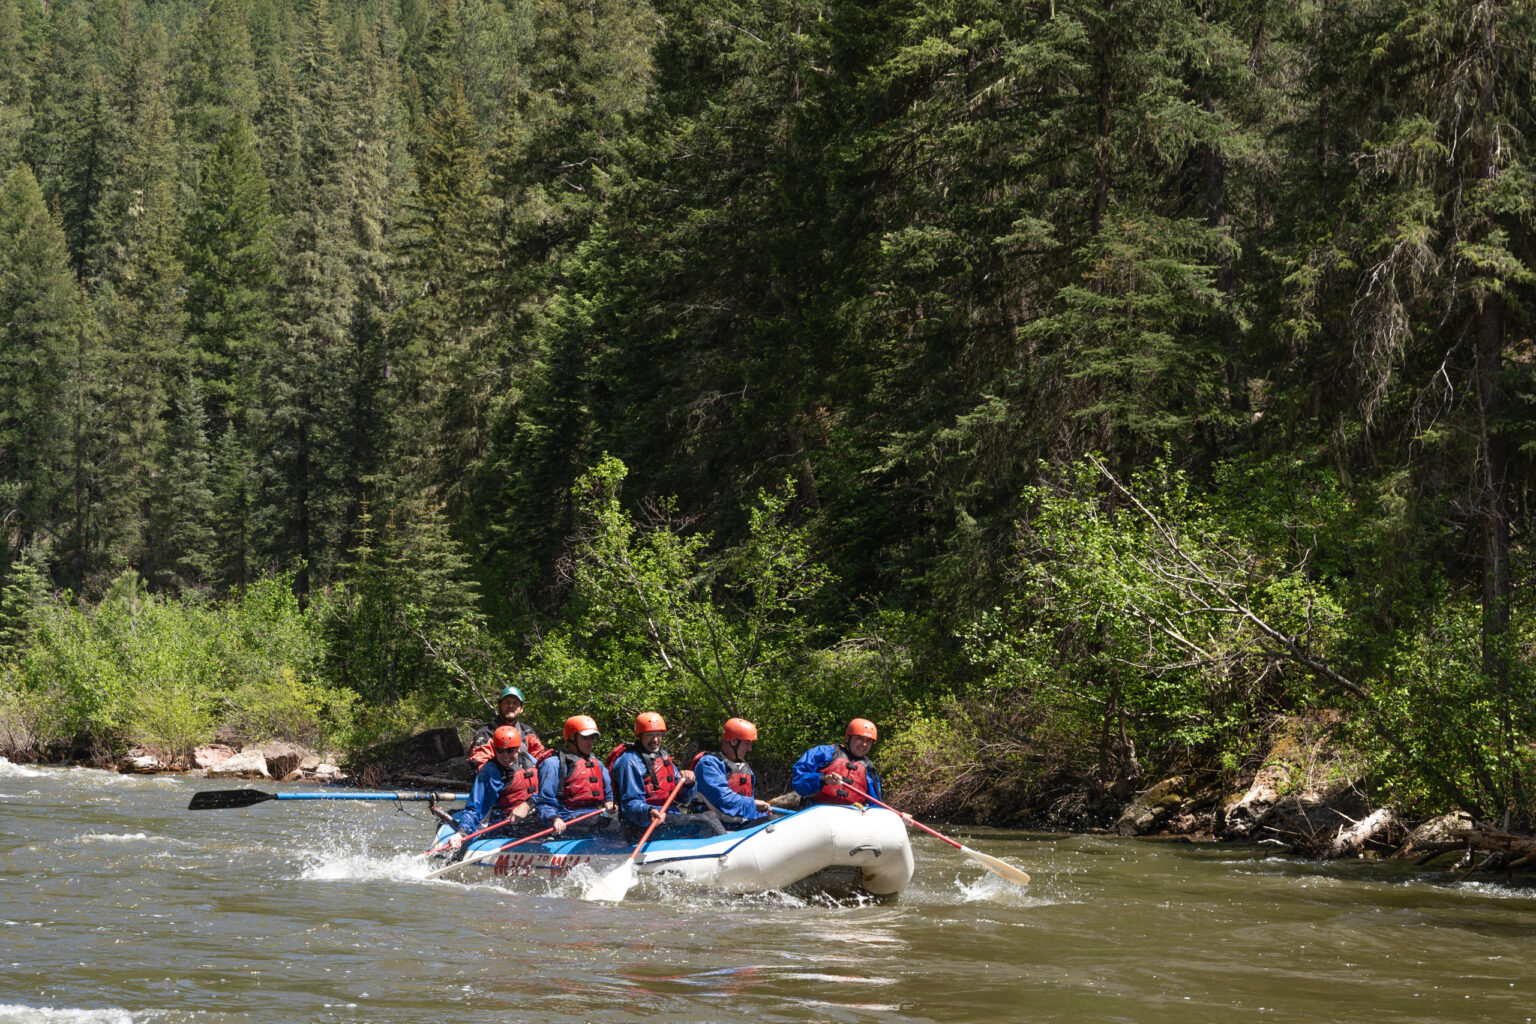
left=23, top=0, right=104, bottom=274
left=171, top=0, right=260, bottom=193
left=1274, top=0, right=1536, bottom=810
left=144, top=380, right=217, bottom=595
left=87, top=9, right=185, bottom=577
left=255, top=50, right=303, bottom=217
left=403, top=0, right=525, bottom=134
left=392, top=77, right=497, bottom=509
left=180, top=110, right=277, bottom=435
left=210, top=425, right=258, bottom=594
left=0, top=164, right=80, bottom=570
left=0, top=549, right=48, bottom=654
left=256, top=0, right=361, bottom=600
left=338, top=12, right=407, bottom=534
left=0, top=0, right=33, bottom=169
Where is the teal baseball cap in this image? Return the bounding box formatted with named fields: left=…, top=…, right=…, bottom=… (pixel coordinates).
left=498, top=685, right=525, bottom=703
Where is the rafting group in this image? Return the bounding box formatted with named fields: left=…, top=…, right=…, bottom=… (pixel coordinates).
left=439, top=685, right=911, bottom=857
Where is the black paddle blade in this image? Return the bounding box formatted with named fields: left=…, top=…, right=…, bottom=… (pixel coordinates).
left=188, top=788, right=275, bottom=810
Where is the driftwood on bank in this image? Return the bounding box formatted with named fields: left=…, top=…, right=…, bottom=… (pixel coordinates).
left=1327, top=807, right=1395, bottom=858
left=1448, top=825, right=1536, bottom=871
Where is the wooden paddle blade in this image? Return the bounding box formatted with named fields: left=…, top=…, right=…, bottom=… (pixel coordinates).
left=188, top=788, right=275, bottom=810
left=962, top=845, right=1030, bottom=886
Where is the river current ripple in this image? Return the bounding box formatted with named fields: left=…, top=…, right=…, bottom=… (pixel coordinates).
left=2, top=759, right=1533, bottom=1023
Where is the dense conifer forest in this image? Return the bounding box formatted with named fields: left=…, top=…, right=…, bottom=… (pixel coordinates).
left=2, top=0, right=1534, bottom=826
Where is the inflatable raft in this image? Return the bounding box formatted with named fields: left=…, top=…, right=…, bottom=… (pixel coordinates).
left=428, top=803, right=914, bottom=897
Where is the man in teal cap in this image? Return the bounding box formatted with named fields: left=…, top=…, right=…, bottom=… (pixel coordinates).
left=467, top=684, right=548, bottom=768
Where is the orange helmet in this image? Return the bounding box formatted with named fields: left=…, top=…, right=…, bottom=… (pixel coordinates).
left=846, top=718, right=878, bottom=742
left=492, top=725, right=522, bottom=750
left=723, top=717, right=758, bottom=742
left=563, top=715, right=600, bottom=742
left=634, top=711, right=668, bottom=735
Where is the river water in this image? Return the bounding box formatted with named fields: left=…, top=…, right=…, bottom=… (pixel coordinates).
left=2, top=759, right=1533, bottom=1024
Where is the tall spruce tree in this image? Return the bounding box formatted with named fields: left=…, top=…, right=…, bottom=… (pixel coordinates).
left=254, top=51, right=303, bottom=216
left=87, top=10, right=185, bottom=580
left=467, top=0, right=658, bottom=609
left=171, top=0, right=260, bottom=193
left=210, top=425, right=258, bottom=593
left=0, top=164, right=80, bottom=573
left=257, top=0, right=360, bottom=600
left=328, top=12, right=405, bottom=568
left=1274, top=0, right=1536, bottom=812
left=0, top=0, right=32, bottom=168
left=392, top=78, right=497, bottom=511
left=180, top=110, right=278, bottom=435
left=144, top=379, right=217, bottom=595
left=24, top=0, right=104, bottom=275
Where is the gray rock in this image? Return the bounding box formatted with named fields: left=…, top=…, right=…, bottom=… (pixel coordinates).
left=193, top=744, right=238, bottom=769
left=206, top=749, right=270, bottom=778
left=256, top=741, right=311, bottom=781
left=1114, top=776, right=1187, bottom=836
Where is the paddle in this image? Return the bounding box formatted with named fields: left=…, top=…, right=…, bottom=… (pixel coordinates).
left=420, top=811, right=537, bottom=859
left=842, top=783, right=1031, bottom=887
left=424, top=808, right=606, bottom=880
left=583, top=784, right=684, bottom=902
left=188, top=788, right=468, bottom=810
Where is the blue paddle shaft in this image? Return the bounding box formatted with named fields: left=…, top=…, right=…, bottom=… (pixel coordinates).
left=274, top=791, right=467, bottom=801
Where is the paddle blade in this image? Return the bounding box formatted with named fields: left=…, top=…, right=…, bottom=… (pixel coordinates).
left=188, top=788, right=275, bottom=810
left=962, top=845, right=1030, bottom=887
left=424, top=850, right=483, bottom=881
left=582, top=859, right=638, bottom=902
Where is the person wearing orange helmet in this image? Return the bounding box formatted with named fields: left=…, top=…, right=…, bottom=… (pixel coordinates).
left=609, top=711, right=697, bottom=843
left=534, top=714, right=617, bottom=833
left=690, top=717, right=772, bottom=828
left=449, top=725, right=540, bottom=848
left=792, top=719, right=909, bottom=822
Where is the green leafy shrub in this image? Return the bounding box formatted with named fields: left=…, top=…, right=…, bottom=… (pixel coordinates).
left=5, top=571, right=347, bottom=759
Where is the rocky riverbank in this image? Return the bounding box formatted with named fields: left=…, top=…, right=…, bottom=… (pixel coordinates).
left=1103, top=714, right=1536, bottom=878
left=99, top=725, right=477, bottom=790
left=113, top=740, right=348, bottom=782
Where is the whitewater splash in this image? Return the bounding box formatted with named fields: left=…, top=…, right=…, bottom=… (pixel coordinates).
left=78, top=832, right=153, bottom=844
left=953, top=869, right=1048, bottom=906
left=0, top=1004, right=134, bottom=1024
left=297, top=849, right=435, bottom=883
left=0, top=758, right=48, bottom=780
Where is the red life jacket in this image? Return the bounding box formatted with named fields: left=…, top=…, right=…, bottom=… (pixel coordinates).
left=812, top=744, right=873, bottom=805
left=691, top=750, right=754, bottom=799
left=635, top=747, right=682, bottom=806
left=557, top=750, right=608, bottom=807
left=493, top=752, right=538, bottom=816
left=610, top=742, right=682, bottom=805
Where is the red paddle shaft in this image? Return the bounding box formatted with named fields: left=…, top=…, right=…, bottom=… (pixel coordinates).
left=841, top=782, right=962, bottom=851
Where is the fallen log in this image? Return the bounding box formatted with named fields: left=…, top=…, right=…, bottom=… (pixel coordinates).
left=1443, top=822, right=1536, bottom=878
left=1449, top=824, right=1536, bottom=864
left=1327, top=807, right=1395, bottom=859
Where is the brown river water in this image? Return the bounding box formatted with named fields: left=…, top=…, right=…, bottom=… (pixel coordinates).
left=2, top=759, right=1533, bottom=1023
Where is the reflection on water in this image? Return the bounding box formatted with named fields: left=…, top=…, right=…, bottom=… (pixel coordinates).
left=3, top=759, right=1536, bottom=1023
